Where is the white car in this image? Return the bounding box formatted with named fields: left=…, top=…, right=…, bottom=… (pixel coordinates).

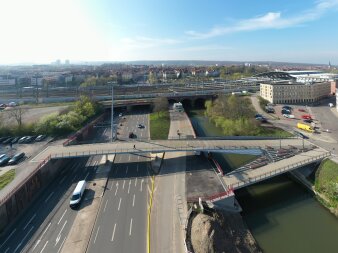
left=283, top=114, right=295, bottom=119
left=7, top=102, right=17, bottom=107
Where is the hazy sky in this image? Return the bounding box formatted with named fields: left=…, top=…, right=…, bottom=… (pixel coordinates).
left=0, top=0, right=338, bottom=64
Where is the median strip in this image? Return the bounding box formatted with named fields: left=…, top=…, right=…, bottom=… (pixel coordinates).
left=147, top=175, right=155, bottom=253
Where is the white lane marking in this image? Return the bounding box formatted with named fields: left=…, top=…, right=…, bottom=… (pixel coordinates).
left=55, top=220, right=67, bottom=246
left=93, top=226, right=100, bottom=244
left=14, top=226, right=34, bottom=253
left=118, top=198, right=122, bottom=211
left=57, top=210, right=67, bottom=225
left=59, top=176, right=66, bottom=185
left=33, top=222, right=51, bottom=250
left=103, top=200, right=108, bottom=213
left=137, top=164, right=139, bottom=172
left=128, top=180, right=131, bottom=194
left=128, top=155, right=131, bottom=161
left=23, top=213, right=36, bottom=230
left=45, top=192, right=54, bottom=203
left=132, top=194, right=135, bottom=207
left=85, top=172, right=89, bottom=180
left=56, top=237, right=66, bottom=253
left=140, top=132, right=143, bottom=138
left=140, top=179, right=144, bottom=192
left=110, top=181, right=114, bottom=190
left=123, top=180, right=125, bottom=189
left=135, top=178, right=137, bottom=187
left=137, top=156, right=140, bottom=161
left=129, top=218, right=133, bottom=236
left=115, top=183, right=118, bottom=196
left=126, top=166, right=128, bottom=174
left=4, top=248, right=10, bottom=253
left=0, top=229, right=16, bottom=249
left=39, top=241, right=48, bottom=253
left=111, top=223, right=117, bottom=242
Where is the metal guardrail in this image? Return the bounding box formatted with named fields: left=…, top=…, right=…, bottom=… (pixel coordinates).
left=229, top=152, right=331, bottom=189
left=50, top=145, right=276, bottom=159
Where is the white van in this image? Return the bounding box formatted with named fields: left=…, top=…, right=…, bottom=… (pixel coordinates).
left=70, top=180, right=86, bottom=208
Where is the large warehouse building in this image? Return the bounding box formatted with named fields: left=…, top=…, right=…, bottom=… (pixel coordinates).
left=260, top=81, right=331, bottom=104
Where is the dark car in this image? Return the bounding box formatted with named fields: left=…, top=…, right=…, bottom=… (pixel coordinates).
left=281, top=109, right=291, bottom=114
left=18, top=136, right=28, bottom=144
left=303, top=119, right=312, bottom=123
left=137, top=124, right=144, bottom=129
left=255, top=114, right=262, bottom=118
left=2, top=137, right=14, bottom=145
left=129, top=132, right=136, bottom=138
left=0, top=136, right=10, bottom=143
left=282, top=105, right=292, bottom=111
left=35, top=135, right=46, bottom=142
left=0, top=155, right=11, bottom=166
left=11, top=137, right=20, bottom=144
left=8, top=152, right=25, bottom=165
left=25, top=136, right=35, bottom=143
left=265, top=107, right=275, bottom=113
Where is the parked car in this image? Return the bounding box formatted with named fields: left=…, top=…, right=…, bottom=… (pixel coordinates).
left=7, top=102, right=17, bottom=107
left=281, top=109, right=291, bottom=114
left=2, top=137, right=14, bottom=145
left=255, top=114, right=262, bottom=118
left=137, top=124, right=144, bottom=129
left=303, top=119, right=312, bottom=123
left=283, top=114, right=295, bottom=119
left=25, top=136, right=35, bottom=143
left=282, top=105, right=292, bottom=111
left=0, top=155, right=11, bottom=166
left=129, top=132, right=136, bottom=138
left=8, top=152, right=25, bottom=165
left=11, top=137, right=20, bottom=144
left=0, top=136, right=10, bottom=143
left=18, top=136, right=29, bottom=143
left=35, top=135, right=46, bottom=142
left=298, top=108, right=306, bottom=112
left=0, top=154, right=6, bottom=159
left=265, top=107, right=275, bottom=113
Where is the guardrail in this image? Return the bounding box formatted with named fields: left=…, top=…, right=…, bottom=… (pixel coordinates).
left=0, top=154, right=52, bottom=206
left=229, top=152, right=331, bottom=189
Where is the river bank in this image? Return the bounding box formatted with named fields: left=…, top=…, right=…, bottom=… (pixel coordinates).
left=188, top=108, right=338, bottom=253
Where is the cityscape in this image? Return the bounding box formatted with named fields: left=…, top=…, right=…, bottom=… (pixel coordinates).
left=0, top=1, right=338, bottom=253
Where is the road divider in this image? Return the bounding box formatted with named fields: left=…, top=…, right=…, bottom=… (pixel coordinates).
left=147, top=175, right=155, bottom=253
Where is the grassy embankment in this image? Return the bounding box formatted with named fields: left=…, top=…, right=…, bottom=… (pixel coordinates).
left=0, top=169, right=15, bottom=190
left=150, top=111, right=170, bottom=140
left=315, top=159, right=338, bottom=212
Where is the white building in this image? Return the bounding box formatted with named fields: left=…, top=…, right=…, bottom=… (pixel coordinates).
left=260, top=81, right=331, bottom=104
left=0, top=77, right=15, bottom=86
left=286, top=70, right=338, bottom=83
left=173, top=102, right=184, bottom=112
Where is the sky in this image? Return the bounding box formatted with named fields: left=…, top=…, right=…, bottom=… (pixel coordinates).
left=0, top=0, right=338, bottom=64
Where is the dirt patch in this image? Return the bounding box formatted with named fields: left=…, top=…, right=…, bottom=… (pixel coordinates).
left=191, top=210, right=261, bottom=253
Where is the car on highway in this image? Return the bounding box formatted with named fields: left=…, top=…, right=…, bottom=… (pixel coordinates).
left=0, top=155, right=11, bottom=166
left=35, top=135, right=46, bottom=142
left=70, top=180, right=86, bottom=208
left=129, top=132, right=136, bottom=138
left=8, top=152, right=25, bottom=165
left=137, top=124, right=144, bottom=129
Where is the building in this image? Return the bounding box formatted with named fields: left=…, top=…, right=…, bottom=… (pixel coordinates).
left=336, top=88, right=338, bottom=112
left=286, top=70, right=338, bottom=83
left=0, top=76, right=16, bottom=86
left=260, top=81, right=331, bottom=104
left=31, top=76, right=43, bottom=86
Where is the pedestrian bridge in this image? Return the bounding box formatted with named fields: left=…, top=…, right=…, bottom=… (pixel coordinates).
left=32, top=137, right=330, bottom=194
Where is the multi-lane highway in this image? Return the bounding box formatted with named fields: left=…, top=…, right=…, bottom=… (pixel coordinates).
left=87, top=109, right=150, bottom=253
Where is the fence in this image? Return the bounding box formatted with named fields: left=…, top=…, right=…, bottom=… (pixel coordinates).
left=0, top=154, right=51, bottom=206
left=230, top=152, right=331, bottom=189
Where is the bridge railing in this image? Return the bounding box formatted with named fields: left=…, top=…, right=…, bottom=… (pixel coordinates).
left=229, top=152, right=331, bottom=189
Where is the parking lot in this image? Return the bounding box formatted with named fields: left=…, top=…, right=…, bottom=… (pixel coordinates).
left=0, top=136, right=52, bottom=176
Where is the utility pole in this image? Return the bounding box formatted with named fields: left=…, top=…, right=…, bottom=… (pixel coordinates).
left=111, top=84, right=114, bottom=142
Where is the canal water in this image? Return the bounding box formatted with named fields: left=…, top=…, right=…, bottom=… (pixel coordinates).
left=189, top=110, right=338, bottom=253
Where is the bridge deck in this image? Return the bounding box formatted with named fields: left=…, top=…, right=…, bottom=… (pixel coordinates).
left=32, top=138, right=312, bottom=162
left=223, top=147, right=329, bottom=189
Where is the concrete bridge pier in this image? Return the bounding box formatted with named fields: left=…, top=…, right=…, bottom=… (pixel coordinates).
left=207, top=194, right=242, bottom=212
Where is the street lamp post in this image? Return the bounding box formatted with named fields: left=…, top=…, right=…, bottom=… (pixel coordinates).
left=111, top=85, right=115, bottom=142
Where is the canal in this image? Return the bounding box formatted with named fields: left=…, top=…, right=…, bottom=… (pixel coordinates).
left=189, top=109, right=338, bottom=253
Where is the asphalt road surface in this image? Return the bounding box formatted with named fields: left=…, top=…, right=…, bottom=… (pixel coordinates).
left=87, top=109, right=151, bottom=253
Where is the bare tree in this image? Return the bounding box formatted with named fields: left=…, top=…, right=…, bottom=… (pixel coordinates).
left=153, top=97, right=168, bottom=115
left=7, top=107, right=28, bottom=127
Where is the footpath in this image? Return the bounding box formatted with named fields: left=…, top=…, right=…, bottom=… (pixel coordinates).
left=61, top=155, right=114, bottom=253
left=151, top=110, right=194, bottom=253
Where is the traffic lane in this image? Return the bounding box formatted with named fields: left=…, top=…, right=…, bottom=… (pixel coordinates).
left=30, top=157, right=101, bottom=253
left=88, top=156, right=149, bottom=253
left=0, top=158, right=87, bottom=253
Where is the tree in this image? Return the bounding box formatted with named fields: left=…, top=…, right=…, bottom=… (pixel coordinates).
left=153, top=97, right=168, bottom=115
left=7, top=107, right=28, bottom=128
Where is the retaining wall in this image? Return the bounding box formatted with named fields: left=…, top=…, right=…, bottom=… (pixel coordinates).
left=0, top=159, right=69, bottom=233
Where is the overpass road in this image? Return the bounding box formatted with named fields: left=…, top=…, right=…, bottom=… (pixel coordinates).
left=87, top=109, right=150, bottom=253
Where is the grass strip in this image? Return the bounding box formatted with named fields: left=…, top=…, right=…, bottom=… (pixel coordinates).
left=0, top=169, right=15, bottom=190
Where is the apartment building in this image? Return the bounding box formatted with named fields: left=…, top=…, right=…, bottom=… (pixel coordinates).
left=260, top=81, right=331, bottom=104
